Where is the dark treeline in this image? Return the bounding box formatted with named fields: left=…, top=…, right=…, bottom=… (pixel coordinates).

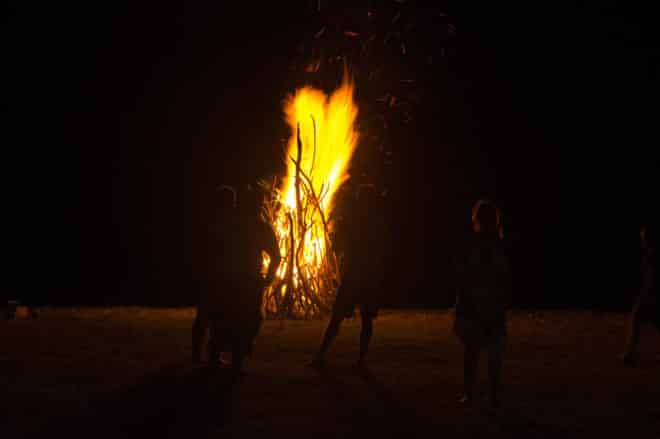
left=6, top=2, right=657, bottom=309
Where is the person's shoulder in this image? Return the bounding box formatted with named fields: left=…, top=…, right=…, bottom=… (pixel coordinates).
left=257, top=218, right=277, bottom=236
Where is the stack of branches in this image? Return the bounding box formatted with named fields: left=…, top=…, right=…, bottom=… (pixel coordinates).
left=259, top=119, right=342, bottom=319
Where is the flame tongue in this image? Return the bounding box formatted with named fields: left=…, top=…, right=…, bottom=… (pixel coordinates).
left=282, top=78, right=358, bottom=210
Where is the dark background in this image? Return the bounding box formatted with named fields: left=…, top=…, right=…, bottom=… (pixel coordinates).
left=5, top=1, right=658, bottom=309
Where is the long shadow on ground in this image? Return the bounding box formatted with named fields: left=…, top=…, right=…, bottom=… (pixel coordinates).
left=26, top=363, right=237, bottom=439
left=356, top=367, right=571, bottom=438
left=308, top=365, right=444, bottom=437
left=355, top=366, right=436, bottom=435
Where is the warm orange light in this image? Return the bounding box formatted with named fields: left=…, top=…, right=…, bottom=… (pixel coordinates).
left=262, top=73, right=359, bottom=318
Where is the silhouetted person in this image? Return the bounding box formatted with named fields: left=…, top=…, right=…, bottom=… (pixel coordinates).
left=622, top=222, right=659, bottom=365
left=310, top=184, right=388, bottom=369
left=192, top=184, right=281, bottom=377
left=192, top=185, right=236, bottom=365
left=454, top=200, right=511, bottom=408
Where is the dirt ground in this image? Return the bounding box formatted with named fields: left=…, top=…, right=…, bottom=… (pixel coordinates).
left=1, top=308, right=659, bottom=438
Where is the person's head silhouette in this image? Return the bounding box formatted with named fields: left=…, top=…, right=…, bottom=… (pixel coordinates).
left=471, top=199, right=501, bottom=239
left=641, top=223, right=657, bottom=250
left=216, top=184, right=237, bottom=209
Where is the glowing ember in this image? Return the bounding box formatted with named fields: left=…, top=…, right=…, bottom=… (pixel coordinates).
left=261, top=73, right=359, bottom=318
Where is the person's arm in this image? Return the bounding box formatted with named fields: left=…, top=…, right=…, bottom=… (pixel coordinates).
left=332, top=216, right=348, bottom=267
left=264, top=223, right=282, bottom=283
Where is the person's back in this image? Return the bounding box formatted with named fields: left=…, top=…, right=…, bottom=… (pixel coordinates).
left=203, top=187, right=278, bottom=305
left=205, top=204, right=241, bottom=283
left=335, top=185, right=388, bottom=286
left=454, top=199, right=510, bottom=408
left=458, top=232, right=510, bottom=328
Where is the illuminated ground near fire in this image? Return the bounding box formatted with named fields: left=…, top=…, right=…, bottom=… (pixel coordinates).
left=2, top=309, right=658, bottom=438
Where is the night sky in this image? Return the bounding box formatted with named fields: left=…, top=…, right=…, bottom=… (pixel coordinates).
left=6, top=2, right=658, bottom=309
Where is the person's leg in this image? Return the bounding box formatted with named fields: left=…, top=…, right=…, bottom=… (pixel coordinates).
left=310, top=313, right=344, bottom=367
left=622, top=301, right=643, bottom=365
left=207, top=319, right=221, bottom=367
left=192, top=306, right=209, bottom=364
left=319, top=313, right=344, bottom=356
left=246, top=277, right=265, bottom=358
left=462, top=343, right=479, bottom=406
left=358, top=309, right=374, bottom=367
left=310, top=282, right=353, bottom=367
left=488, top=337, right=504, bottom=408
left=231, top=339, right=245, bottom=380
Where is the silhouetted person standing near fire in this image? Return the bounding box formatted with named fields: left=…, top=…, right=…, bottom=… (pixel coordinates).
left=622, top=222, right=659, bottom=366
left=192, top=184, right=281, bottom=377
left=310, top=184, right=388, bottom=369
left=454, top=200, right=511, bottom=408
left=192, top=185, right=236, bottom=365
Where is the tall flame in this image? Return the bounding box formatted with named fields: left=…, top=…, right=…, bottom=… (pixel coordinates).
left=263, top=74, right=358, bottom=317
left=282, top=79, right=358, bottom=207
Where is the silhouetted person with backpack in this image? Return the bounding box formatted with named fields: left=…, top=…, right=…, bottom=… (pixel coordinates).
left=192, top=184, right=281, bottom=378
left=454, top=200, right=511, bottom=408
left=310, top=184, right=388, bottom=369
left=622, top=222, right=659, bottom=366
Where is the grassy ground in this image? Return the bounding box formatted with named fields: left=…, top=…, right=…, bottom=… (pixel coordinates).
left=1, top=308, right=659, bottom=438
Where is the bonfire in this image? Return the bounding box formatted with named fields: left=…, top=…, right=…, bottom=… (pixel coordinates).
left=260, top=73, right=359, bottom=319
